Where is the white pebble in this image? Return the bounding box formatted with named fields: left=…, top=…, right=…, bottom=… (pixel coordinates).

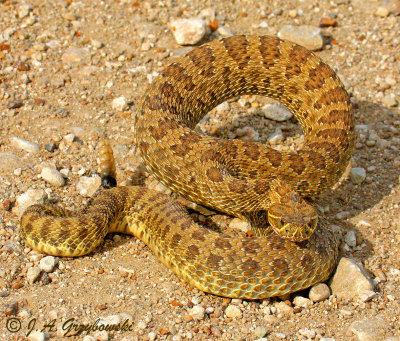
left=309, top=283, right=330, bottom=302
left=148, top=331, right=157, bottom=341
left=225, top=304, right=242, bottom=318
left=11, top=137, right=40, bottom=153
left=18, top=4, right=31, bottom=19
left=27, top=267, right=41, bottom=284
left=39, top=256, right=58, bottom=273
left=375, top=6, right=390, bottom=17
left=76, top=176, right=101, bottom=197
left=13, top=188, right=47, bottom=217
left=41, top=167, right=65, bottom=187
left=93, top=330, right=108, bottom=341
left=278, top=25, right=323, bottom=51
left=262, top=104, right=293, bottom=121
left=112, top=96, right=128, bottom=111
left=28, top=330, right=49, bottom=341
left=293, top=296, right=313, bottom=308
left=299, top=328, right=316, bottom=339
left=268, top=128, right=284, bottom=145
left=189, top=305, right=205, bottom=320
left=216, top=101, right=230, bottom=114
left=63, top=133, right=76, bottom=144
left=170, top=18, right=207, bottom=45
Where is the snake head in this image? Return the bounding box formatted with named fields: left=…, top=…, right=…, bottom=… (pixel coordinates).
left=267, top=199, right=318, bottom=242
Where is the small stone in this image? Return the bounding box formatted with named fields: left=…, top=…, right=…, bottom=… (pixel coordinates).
left=268, top=128, right=284, bottom=145
left=262, top=104, right=293, bottom=121
left=229, top=218, right=251, bottom=233
left=27, top=267, right=41, bottom=284
left=7, top=100, right=24, bottom=109
left=76, top=176, right=101, bottom=197
left=359, top=290, right=377, bottom=302
left=13, top=189, right=47, bottom=217
left=63, top=133, right=75, bottom=144
left=91, top=39, right=104, bottom=49
left=382, top=94, right=398, bottom=107
left=350, top=167, right=366, bottom=184
left=278, top=25, right=323, bottom=50
left=330, top=258, right=375, bottom=300
left=18, top=4, right=31, bottom=19
left=41, top=167, right=66, bottom=187
left=11, top=137, right=40, bottom=153
left=136, top=321, right=147, bottom=330
left=112, top=96, right=128, bottom=111
left=216, top=101, right=230, bottom=114
left=19, top=309, right=32, bottom=318
left=274, top=301, right=293, bottom=316
left=98, top=315, right=122, bottom=326
left=48, top=309, right=58, bottom=319
left=236, top=126, right=259, bottom=142
left=39, top=256, right=58, bottom=273
left=309, top=283, right=330, bottom=302
left=82, top=336, right=96, bottom=341
left=45, top=143, right=57, bottom=152
left=225, top=304, right=242, bottom=318
left=375, top=6, right=390, bottom=17
left=344, top=230, right=357, bottom=248
left=189, top=305, right=205, bottom=320
left=148, top=332, right=157, bottom=341
left=170, top=18, right=207, bottom=45
left=93, top=330, right=108, bottom=341
left=349, top=318, right=386, bottom=341
left=28, top=330, right=49, bottom=341
left=293, top=296, right=313, bottom=308
left=62, top=47, right=90, bottom=64
left=299, top=329, right=316, bottom=339
left=254, top=326, right=268, bottom=338
left=217, top=26, right=234, bottom=37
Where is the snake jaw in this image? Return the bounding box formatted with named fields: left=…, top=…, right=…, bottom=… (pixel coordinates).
left=267, top=203, right=319, bottom=242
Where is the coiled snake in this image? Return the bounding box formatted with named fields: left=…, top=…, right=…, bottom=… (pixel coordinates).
left=20, top=35, right=354, bottom=299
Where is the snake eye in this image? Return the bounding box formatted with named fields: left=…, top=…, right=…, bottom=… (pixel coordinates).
left=280, top=219, right=285, bottom=227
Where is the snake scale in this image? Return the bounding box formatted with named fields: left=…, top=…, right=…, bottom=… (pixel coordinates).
left=20, top=35, right=354, bottom=299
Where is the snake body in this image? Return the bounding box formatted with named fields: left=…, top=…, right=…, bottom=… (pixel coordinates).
left=20, top=35, right=354, bottom=299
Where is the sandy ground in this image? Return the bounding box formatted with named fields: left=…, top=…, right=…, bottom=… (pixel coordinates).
left=1, top=0, right=400, bottom=340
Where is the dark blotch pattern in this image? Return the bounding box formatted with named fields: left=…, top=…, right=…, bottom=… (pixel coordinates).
left=223, top=35, right=250, bottom=69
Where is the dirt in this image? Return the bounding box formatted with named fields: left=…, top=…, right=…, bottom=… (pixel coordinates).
left=0, top=0, right=400, bottom=340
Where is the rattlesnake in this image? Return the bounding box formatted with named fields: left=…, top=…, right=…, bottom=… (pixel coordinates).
left=20, top=35, right=354, bottom=299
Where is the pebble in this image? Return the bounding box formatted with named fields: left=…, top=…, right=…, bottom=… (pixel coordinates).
left=359, top=290, right=377, bottom=302
left=82, top=336, right=96, bottom=341
left=63, top=133, right=75, bottom=144
left=382, top=94, right=398, bottom=107
left=254, top=326, right=268, bottom=338
left=76, top=176, right=101, bottom=197
left=349, top=317, right=386, bottom=341
left=217, top=26, right=234, bottom=37
left=262, top=103, right=293, bottom=121
left=7, top=100, right=24, bottom=109
left=18, top=4, right=31, bottom=19
left=299, top=328, right=316, bottom=339
left=278, top=25, right=323, bottom=50
left=112, top=96, right=128, bottom=111
left=229, top=218, right=251, bottom=232
left=344, top=230, right=357, bottom=248
left=274, top=301, right=293, bottom=316
left=330, top=257, right=375, bottom=300
left=268, top=128, right=284, bottom=145
left=93, top=330, right=108, bottom=341
left=98, top=314, right=122, bottom=326
left=216, top=101, right=230, bottom=114
left=375, top=6, right=390, bottom=17
left=27, top=267, right=41, bottom=284
left=61, top=46, right=90, bottom=64
left=13, top=188, right=47, bottom=217
left=41, top=167, right=66, bottom=187
left=170, top=18, right=207, bottom=45
left=28, top=330, right=49, bottom=341
left=225, top=304, right=242, bottom=318
left=11, top=137, right=40, bottom=153
left=189, top=305, right=205, bottom=320
left=148, top=332, right=157, bottom=341
left=350, top=167, right=366, bottom=184
left=309, top=283, right=330, bottom=302
left=39, top=256, right=58, bottom=273
left=293, top=296, right=313, bottom=308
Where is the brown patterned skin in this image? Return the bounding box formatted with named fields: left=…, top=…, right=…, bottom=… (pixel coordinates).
left=20, top=35, right=354, bottom=299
